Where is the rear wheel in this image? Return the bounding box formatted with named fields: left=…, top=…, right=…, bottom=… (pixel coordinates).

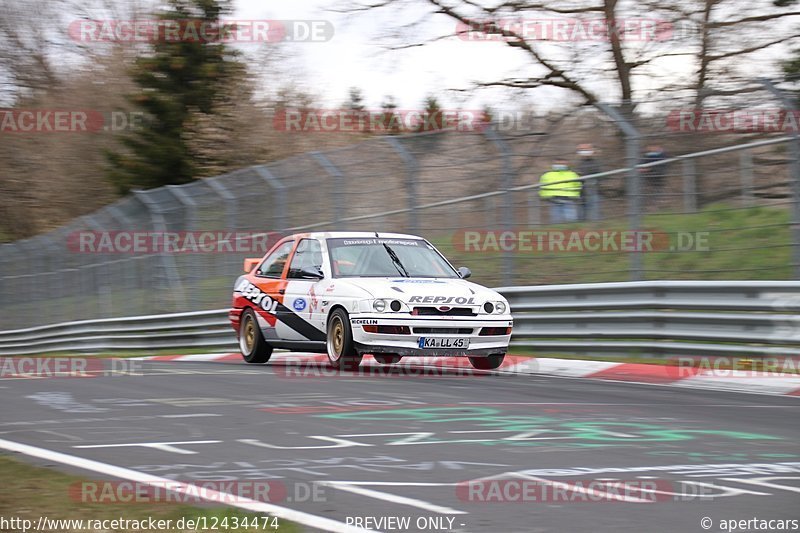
left=469, top=353, right=505, bottom=370
left=239, top=308, right=273, bottom=364
left=375, top=355, right=402, bottom=365
left=327, top=309, right=363, bottom=370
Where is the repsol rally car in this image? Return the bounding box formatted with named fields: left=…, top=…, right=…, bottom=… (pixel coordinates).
left=230, top=232, right=513, bottom=370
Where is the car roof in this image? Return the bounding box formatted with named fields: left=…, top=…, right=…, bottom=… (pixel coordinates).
left=293, top=232, right=425, bottom=240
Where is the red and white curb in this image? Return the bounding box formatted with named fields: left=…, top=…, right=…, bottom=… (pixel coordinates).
left=140, top=353, right=800, bottom=396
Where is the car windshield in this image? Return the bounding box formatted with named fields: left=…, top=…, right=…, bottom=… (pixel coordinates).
left=327, top=237, right=459, bottom=278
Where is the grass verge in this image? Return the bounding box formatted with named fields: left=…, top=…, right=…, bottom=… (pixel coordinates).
left=0, top=455, right=301, bottom=533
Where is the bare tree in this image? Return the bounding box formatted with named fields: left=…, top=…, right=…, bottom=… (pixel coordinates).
left=342, top=0, right=800, bottom=112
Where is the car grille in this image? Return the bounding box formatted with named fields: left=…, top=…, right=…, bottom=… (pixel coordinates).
left=413, top=327, right=473, bottom=335
left=412, top=307, right=476, bottom=316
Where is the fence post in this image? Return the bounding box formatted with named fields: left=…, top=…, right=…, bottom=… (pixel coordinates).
left=759, top=78, right=800, bottom=279
left=166, top=185, right=198, bottom=310
left=0, top=244, right=13, bottom=329
left=311, top=152, right=345, bottom=230
left=206, top=177, right=240, bottom=280
left=107, top=205, right=147, bottom=316
left=484, top=127, right=516, bottom=284
left=740, top=150, right=754, bottom=207
left=133, top=190, right=184, bottom=313
left=528, top=191, right=542, bottom=226
left=206, top=177, right=238, bottom=230
left=79, top=215, right=114, bottom=319
left=595, top=103, right=643, bottom=281
left=253, top=166, right=288, bottom=231
left=385, top=137, right=419, bottom=234
left=682, top=158, right=697, bottom=213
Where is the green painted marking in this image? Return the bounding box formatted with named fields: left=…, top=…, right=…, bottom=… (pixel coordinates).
left=318, top=407, right=782, bottom=446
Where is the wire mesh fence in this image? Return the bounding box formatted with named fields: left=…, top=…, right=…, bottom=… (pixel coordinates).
left=1, top=85, right=799, bottom=330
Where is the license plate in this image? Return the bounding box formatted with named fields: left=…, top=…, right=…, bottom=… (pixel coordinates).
left=418, top=337, right=470, bottom=349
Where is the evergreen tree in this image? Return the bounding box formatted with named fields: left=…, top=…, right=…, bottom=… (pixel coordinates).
left=106, top=0, right=243, bottom=193
left=417, top=95, right=443, bottom=133
left=379, top=95, right=401, bottom=134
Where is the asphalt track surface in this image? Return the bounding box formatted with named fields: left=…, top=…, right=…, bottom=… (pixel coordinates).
left=1, top=356, right=799, bottom=533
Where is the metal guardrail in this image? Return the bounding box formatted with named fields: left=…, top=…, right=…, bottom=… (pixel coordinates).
left=0, top=281, right=798, bottom=357
left=0, top=310, right=236, bottom=355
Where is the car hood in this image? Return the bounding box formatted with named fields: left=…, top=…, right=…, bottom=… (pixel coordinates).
left=336, top=277, right=504, bottom=304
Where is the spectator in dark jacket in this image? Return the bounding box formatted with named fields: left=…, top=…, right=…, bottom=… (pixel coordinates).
left=639, top=144, right=669, bottom=205
left=576, top=144, right=602, bottom=221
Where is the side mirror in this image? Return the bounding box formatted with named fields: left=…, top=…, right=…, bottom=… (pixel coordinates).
left=243, top=258, right=261, bottom=273
left=457, top=266, right=472, bottom=279
left=299, top=266, right=324, bottom=280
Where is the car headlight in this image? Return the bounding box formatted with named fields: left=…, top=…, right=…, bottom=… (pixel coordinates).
left=482, top=301, right=508, bottom=314
left=370, top=299, right=408, bottom=313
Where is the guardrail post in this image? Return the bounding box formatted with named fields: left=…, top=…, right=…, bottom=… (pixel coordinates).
left=682, top=159, right=697, bottom=213
left=759, top=78, right=800, bottom=279
left=385, top=137, right=419, bottom=235
left=595, top=103, right=643, bottom=281
left=312, top=152, right=346, bottom=230
left=484, top=127, right=516, bottom=284
left=253, top=165, right=288, bottom=231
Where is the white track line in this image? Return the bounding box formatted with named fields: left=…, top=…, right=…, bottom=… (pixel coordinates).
left=507, top=473, right=652, bottom=503
left=0, top=438, right=378, bottom=533
left=317, top=481, right=466, bottom=515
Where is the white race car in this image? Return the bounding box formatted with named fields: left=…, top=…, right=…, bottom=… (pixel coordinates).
left=230, top=232, right=512, bottom=370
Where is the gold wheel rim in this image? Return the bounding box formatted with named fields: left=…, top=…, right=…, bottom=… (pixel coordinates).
left=244, top=317, right=255, bottom=352
left=332, top=317, right=344, bottom=355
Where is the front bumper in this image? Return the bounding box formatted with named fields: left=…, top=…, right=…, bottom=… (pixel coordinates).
left=350, top=313, right=512, bottom=357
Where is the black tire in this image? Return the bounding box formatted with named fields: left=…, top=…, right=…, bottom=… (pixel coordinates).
left=469, top=353, right=505, bottom=370
left=326, top=308, right=363, bottom=370
left=239, top=308, right=273, bottom=364
left=374, top=355, right=402, bottom=365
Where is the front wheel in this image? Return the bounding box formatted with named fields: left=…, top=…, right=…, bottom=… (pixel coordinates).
left=326, top=309, right=363, bottom=370
left=239, top=308, right=273, bottom=364
left=469, top=354, right=505, bottom=370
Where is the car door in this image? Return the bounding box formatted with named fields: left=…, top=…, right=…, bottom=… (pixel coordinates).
left=248, top=239, right=295, bottom=343
left=282, top=238, right=328, bottom=342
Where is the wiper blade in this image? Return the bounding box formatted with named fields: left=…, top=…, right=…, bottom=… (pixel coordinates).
left=382, top=243, right=409, bottom=277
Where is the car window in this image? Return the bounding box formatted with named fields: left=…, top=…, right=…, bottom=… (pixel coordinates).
left=287, top=239, right=323, bottom=279
left=327, top=238, right=458, bottom=278
left=256, top=241, right=294, bottom=278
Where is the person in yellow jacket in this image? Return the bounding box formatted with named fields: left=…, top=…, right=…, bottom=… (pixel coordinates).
left=539, top=158, right=582, bottom=224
